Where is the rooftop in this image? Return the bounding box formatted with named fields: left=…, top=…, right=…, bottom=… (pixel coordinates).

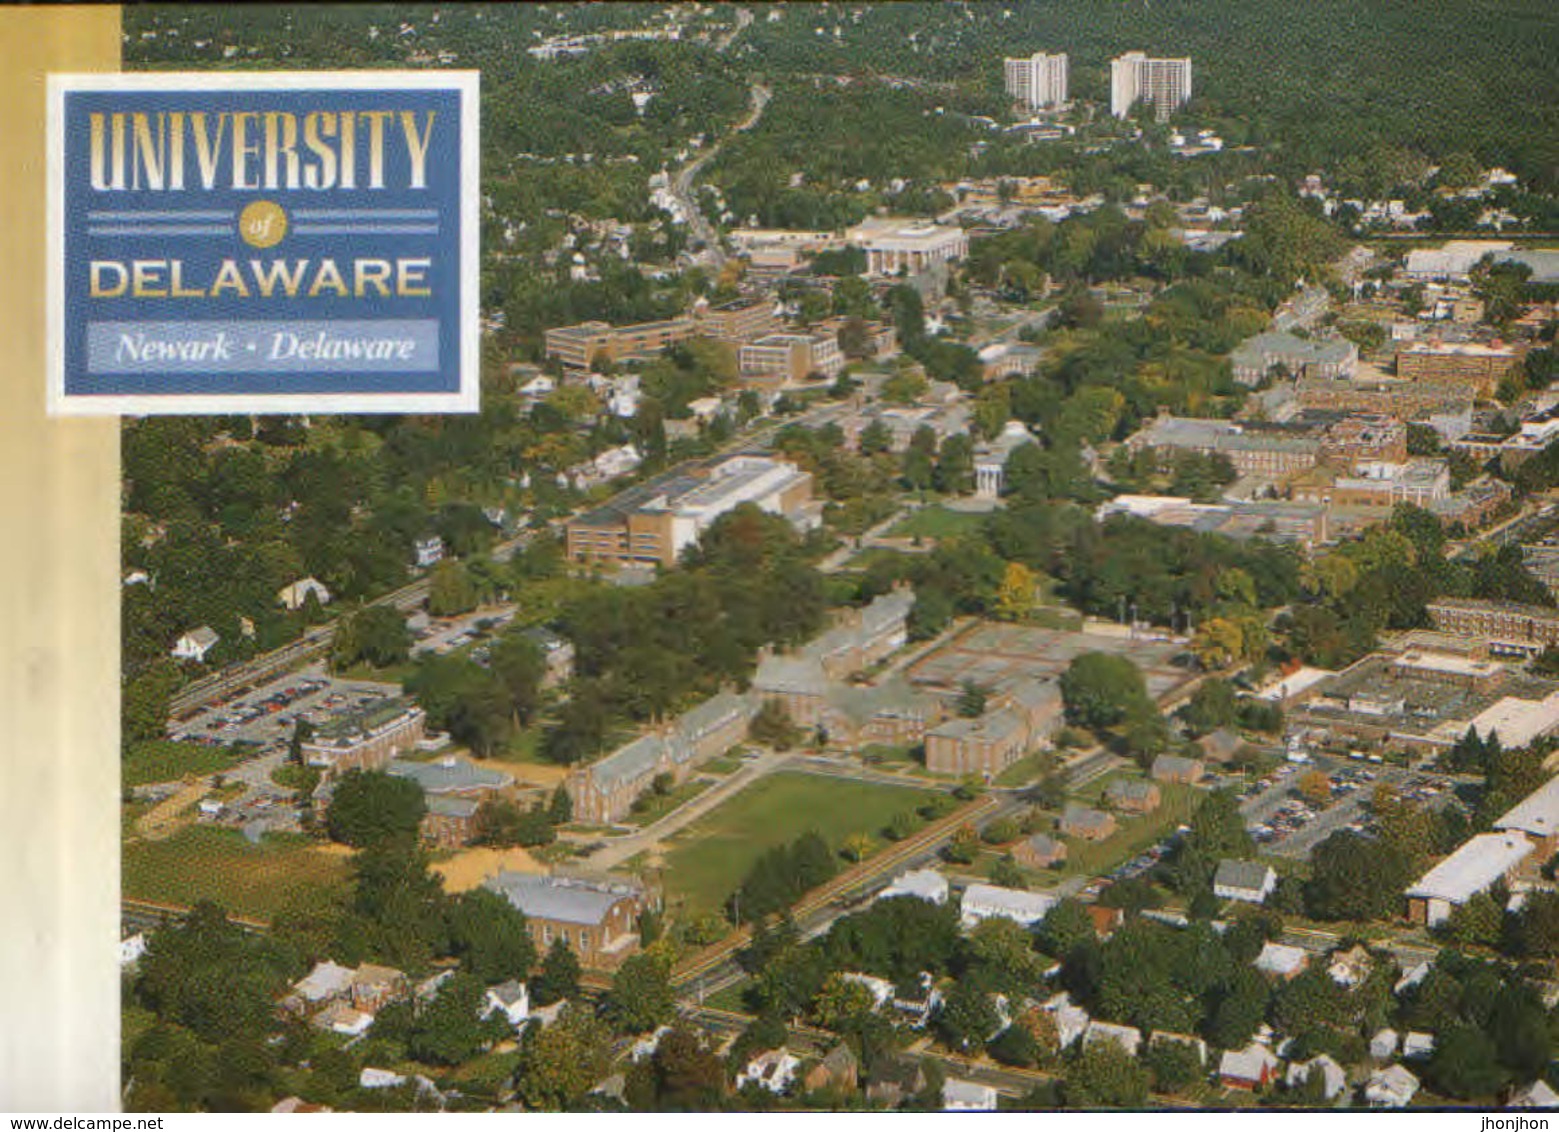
left=1495, top=775, right=1559, bottom=840
left=1407, top=831, right=1534, bottom=903
left=386, top=756, right=513, bottom=795
left=484, top=871, right=644, bottom=928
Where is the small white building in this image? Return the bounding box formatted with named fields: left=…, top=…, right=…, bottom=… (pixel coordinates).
left=959, top=882, right=1057, bottom=929
left=119, top=932, right=148, bottom=967
left=483, top=980, right=530, bottom=1029
left=880, top=868, right=949, bottom=905
left=413, top=535, right=446, bottom=569
left=737, top=1049, right=800, bottom=1095
left=1042, top=992, right=1091, bottom=1050
left=1394, top=962, right=1432, bottom=995
left=1254, top=942, right=1309, bottom=980
left=1082, top=1020, right=1142, bottom=1058
left=1510, top=1080, right=1559, bottom=1108
left=1213, top=859, right=1278, bottom=905
left=942, top=1078, right=999, bottom=1112
left=1370, top=1028, right=1400, bottom=1060
left=1401, top=1031, right=1435, bottom=1060
left=277, top=576, right=332, bottom=611
left=1364, top=1064, right=1419, bottom=1108
left=172, top=625, right=220, bottom=663
left=1286, top=1054, right=1347, bottom=1101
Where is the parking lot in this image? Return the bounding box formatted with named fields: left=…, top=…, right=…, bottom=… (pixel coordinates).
left=410, top=603, right=519, bottom=659
left=171, top=665, right=403, bottom=753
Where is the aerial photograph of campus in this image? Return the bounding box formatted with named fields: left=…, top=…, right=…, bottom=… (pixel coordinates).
left=115, top=0, right=1559, bottom=1113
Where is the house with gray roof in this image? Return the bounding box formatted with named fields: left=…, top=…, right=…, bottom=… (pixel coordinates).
left=1213, top=859, right=1277, bottom=905
left=1232, top=330, right=1358, bottom=386
left=1151, top=753, right=1206, bottom=784
left=387, top=755, right=513, bottom=796
left=484, top=871, right=654, bottom=969
left=1059, top=804, right=1117, bottom=842
left=1104, top=777, right=1161, bottom=814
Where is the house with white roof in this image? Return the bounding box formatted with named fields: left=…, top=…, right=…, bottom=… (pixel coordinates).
left=1510, top=1080, right=1559, bottom=1108
left=1369, top=1028, right=1400, bottom=1060
left=1494, top=775, right=1559, bottom=861
left=1082, top=1020, right=1142, bottom=1058
left=880, top=868, right=949, bottom=905
left=171, top=625, right=219, bottom=663
left=959, top=883, right=1058, bottom=929
left=1394, top=962, right=1431, bottom=995
left=839, top=972, right=896, bottom=1010
left=1042, top=992, right=1091, bottom=1050
left=483, top=980, right=530, bottom=1029
left=942, top=1079, right=999, bottom=1112
left=1405, top=831, right=1535, bottom=926
left=1364, top=1064, right=1419, bottom=1108
left=1401, top=1031, right=1435, bottom=1059
left=737, top=1049, right=800, bottom=1095
left=119, top=932, right=148, bottom=967
left=277, top=576, right=332, bottom=611
left=1286, top=1054, right=1347, bottom=1101
left=1220, top=1043, right=1281, bottom=1090
left=1254, top=942, right=1309, bottom=980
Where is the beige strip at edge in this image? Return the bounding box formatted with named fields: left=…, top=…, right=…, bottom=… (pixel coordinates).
left=0, top=6, right=123, bottom=1112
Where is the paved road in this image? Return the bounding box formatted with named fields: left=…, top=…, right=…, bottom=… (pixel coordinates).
left=668, top=81, right=771, bottom=270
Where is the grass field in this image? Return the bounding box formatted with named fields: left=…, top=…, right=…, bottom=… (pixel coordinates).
left=662, top=771, right=936, bottom=914
left=1061, top=782, right=1199, bottom=878
left=122, top=825, right=352, bottom=921
left=123, top=740, right=244, bottom=788
left=886, top=506, right=988, bottom=541
left=625, top=779, right=711, bottom=827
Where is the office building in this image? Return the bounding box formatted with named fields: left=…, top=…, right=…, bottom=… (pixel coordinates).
left=739, top=332, right=845, bottom=383
left=1004, top=52, right=1068, bottom=111
left=1110, top=52, right=1192, bottom=120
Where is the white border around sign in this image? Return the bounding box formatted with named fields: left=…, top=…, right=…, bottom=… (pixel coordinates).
left=45, top=69, right=481, bottom=416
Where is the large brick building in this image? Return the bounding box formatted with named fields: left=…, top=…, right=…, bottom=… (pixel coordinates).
left=1395, top=340, right=1526, bottom=396
left=543, top=317, right=698, bottom=370
left=302, top=698, right=426, bottom=776
left=1427, top=598, right=1559, bottom=658
left=923, top=679, right=1062, bottom=778
left=484, top=872, right=655, bottom=968
left=1127, top=415, right=1320, bottom=479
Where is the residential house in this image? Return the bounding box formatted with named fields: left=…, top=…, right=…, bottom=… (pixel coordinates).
left=1086, top=904, right=1125, bottom=939
left=1083, top=1020, right=1142, bottom=1058
left=1104, top=778, right=1161, bottom=814
left=959, top=883, right=1057, bottom=929
left=1219, top=1044, right=1281, bottom=1090
left=1151, top=754, right=1206, bottom=785
left=738, top=1049, right=800, bottom=1095
left=1364, top=1064, right=1420, bottom=1108
left=171, top=625, right=219, bottom=663
left=1012, top=833, right=1067, bottom=870
left=1394, top=963, right=1431, bottom=995
left=1196, top=728, right=1246, bottom=764
left=484, top=871, right=655, bottom=969
left=413, top=535, right=445, bottom=569
left=1510, top=1080, right=1559, bottom=1108
left=1059, top=805, right=1117, bottom=842
left=1402, top=1032, right=1435, bottom=1060
left=880, top=868, right=949, bottom=905
left=803, top=1045, right=859, bottom=1095
left=483, top=980, right=530, bottom=1029
left=1327, top=945, right=1373, bottom=989
left=942, top=1079, right=999, bottom=1112
left=277, top=576, right=332, bottom=611
left=1254, top=942, right=1309, bottom=980
left=865, top=1056, right=928, bottom=1107
left=1285, top=1054, right=1347, bottom=1101
left=523, top=627, right=576, bottom=688
left=422, top=795, right=482, bottom=849
left=314, top=1001, right=374, bottom=1038
left=118, top=933, right=148, bottom=968
left=1214, top=860, right=1278, bottom=905
left=350, top=964, right=408, bottom=1013
left=1370, top=1029, right=1400, bottom=1060
left=1042, top=992, right=1091, bottom=1050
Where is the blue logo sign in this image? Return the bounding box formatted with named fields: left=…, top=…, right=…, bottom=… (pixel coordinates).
left=48, top=72, right=479, bottom=414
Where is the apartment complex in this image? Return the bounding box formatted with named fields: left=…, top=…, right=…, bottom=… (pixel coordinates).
left=1110, top=52, right=1192, bottom=120
left=739, top=332, right=845, bottom=383
left=1230, top=331, right=1357, bottom=387
left=565, top=455, right=818, bottom=568
left=484, top=872, right=655, bottom=968
left=302, top=698, right=427, bottom=776
left=1395, top=340, right=1525, bottom=396
left=566, top=690, right=756, bottom=823
left=923, top=678, right=1062, bottom=777
left=1003, top=52, right=1068, bottom=111
left=1427, top=598, right=1559, bottom=658
left=1126, top=415, right=1320, bottom=479
left=845, top=218, right=969, bottom=278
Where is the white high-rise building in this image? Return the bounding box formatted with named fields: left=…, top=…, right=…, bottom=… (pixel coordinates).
left=1003, top=52, right=1068, bottom=111
left=1110, top=52, right=1192, bottom=121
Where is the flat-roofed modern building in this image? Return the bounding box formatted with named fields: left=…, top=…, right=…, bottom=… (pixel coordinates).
left=565, top=455, right=818, bottom=569
left=739, top=332, right=845, bottom=384
left=543, top=316, right=698, bottom=369
left=1396, top=340, right=1526, bottom=396
left=1405, top=831, right=1533, bottom=926
left=846, top=218, right=969, bottom=278
left=1428, top=598, right=1559, bottom=657
left=1004, top=52, right=1068, bottom=111
left=1110, top=52, right=1192, bottom=120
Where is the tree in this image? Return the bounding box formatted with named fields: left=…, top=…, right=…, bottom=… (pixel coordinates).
left=547, top=786, right=573, bottom=826
left=1206, top=967, right=1270, bottom=1050
left=750, top=698, right=802, bottom=751
left=1180, top=678, right=1236, bottom=736
left=1059, top=652, right=1154, bottom=730
left=445, top=888, right=537, bottom=984
left=514, top=1005, right=612, bottom=1111
left=937, top=975, right=1002, bottom=1053
left=995, top=561, right=1040, bottom=622
left=934, top=434, right=975, bottom=496
left=1426, top=1025, right=1508, bottom=1101
left=625, top=1024, right=727, bottom=1111
left=330, top=605, right=412, bottom=671
left=407, top=973, right=504, bottom=1066
left=1298, top=770, right=1332, bottom=808
left=1064, top=1041, right=1150, bottom=1108
left=428, top=560, right=478, bottom=617
left=532, top=939, right=580, bottom=1008
left=1146, top=1038, right=1204, bottom=1095
left=1305, top=830, right=1412, bottom=922
left=956, top=681, right=990, bottom=719
left=1169, top=789, right=1255, bottom=895
left=342, top=838, right=449, bottom=971
left=812, top=973, right=877, bottom=1033
left=124, top=661, right=185, bottom=744
left=324, top=770, right=426, bottom=848
left=604, top=952, right=675, bottom=1035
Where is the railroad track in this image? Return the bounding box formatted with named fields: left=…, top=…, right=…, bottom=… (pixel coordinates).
left=122, top=897, right=269, bottom=937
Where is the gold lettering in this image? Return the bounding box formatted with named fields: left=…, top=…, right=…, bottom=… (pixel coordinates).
left=89, top=261, right=127, bottom=297
left=230, top=112, right=259, bottom=190
left=361, top=110, right=391, bottom=189
left=307, top=259, right=348, bottom=298
left=400, top=111, right=435, bottom=190
left=397, top=257, right=432, bottom=297
left=131, top=260, right=166, bottom=298
left=190, top=112, right=228, bottom=190
left=210, top=260, right=249, bottom=298
left=301, top=112, right=337, bottom=190
left=354, top=259, right=392, bottom=297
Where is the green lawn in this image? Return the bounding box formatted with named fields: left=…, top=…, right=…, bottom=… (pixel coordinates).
left=886, top=506, right=988, bottom=541
left=662, top=771, right=935, bottom=914
left=625, top=779, right=712, bottom=827
left=123, top=825, right=352, bottom=921
left=701, top=754, right=744, bottom=776
left=994, top=750, right=1056, bottom=788
left=1061, top=782, right=1198, bottom=878
left=123, top=740, right=244, bottom=788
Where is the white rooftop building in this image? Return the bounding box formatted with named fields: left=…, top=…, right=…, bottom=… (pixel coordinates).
left=880, top=868, right=950, bottom=905
left=1406, top=831, right=1535, bottom=927
left=959, top=883, right=1058, bottom=929
left=1365, top=1064, right=1420, bottom=1108
left=1003, top=51, right=1068, bottom=111
left=943, top=1078, right=999, bottom=1112
left=845, top=217, right=968, bottom=278
left=1254, top=942, right=1309, bottom=979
